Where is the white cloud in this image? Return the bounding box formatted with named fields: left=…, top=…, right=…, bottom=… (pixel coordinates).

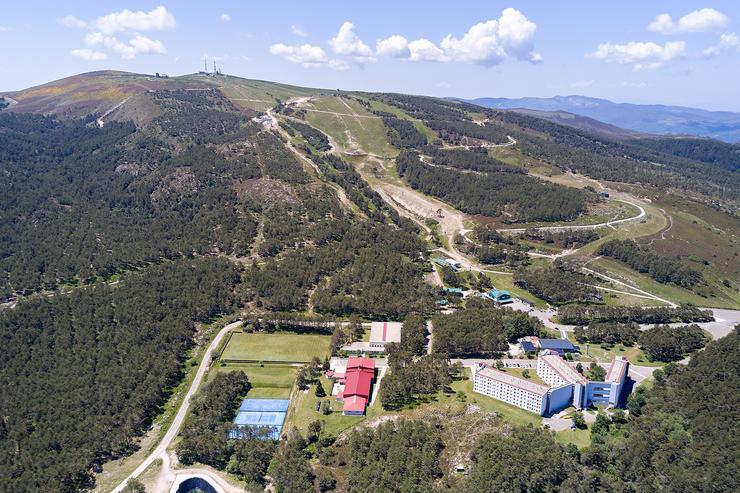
left=435, top=81, right=451, bottom=89
left=376, top=35, right=409, bottom=58
left=589, top=41, right=686, bottom=70
left=94, top=5, right=175, bottom=34
left=291, top=24, right=307, bottom=37
left=648, top=8, right=729, bottom=34
left=270, top=42, right=347, bottom=70
left=408, top=38, right=449, bottom=62
left=620, top=81, right=647, bottom=88
left=329, top=21, right=375, bottom=62
left=379, top=8, right=541, bottom=66
left=704, top=31, right=740, bottom=56
left=71, top=48, right=107, bottom=61
left=63, top=6, right=173, bottom=60
left=61, top=15, right=87, bottom=29
left=84, top=31, right=166, bottom=59
left=220, top=13, right=231, bottom=22
left=720, top=32, right=740, bottom=49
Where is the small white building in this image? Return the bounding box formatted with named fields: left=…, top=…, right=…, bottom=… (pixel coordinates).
left=368, top=321, right=402, bottom=348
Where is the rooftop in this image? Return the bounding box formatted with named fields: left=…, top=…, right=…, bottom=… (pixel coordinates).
left=606, top=357, right=629, bottom=384
left=539, top=339, right=579, bottom=351
left=369, top=322, right=402, bottom=344
left=238, top=398, right=290, bottom=413
left=343, top=394, right=368, bottom=413
left=476, top=365, right=550, bottom=396
left=539, top=354, right=588, bottom=385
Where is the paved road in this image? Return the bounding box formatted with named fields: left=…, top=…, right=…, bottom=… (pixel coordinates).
left=111, top=320, right=243, bottom=493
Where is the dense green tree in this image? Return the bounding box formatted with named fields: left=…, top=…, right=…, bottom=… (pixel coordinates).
left=0, top=258, right=240, bottom=492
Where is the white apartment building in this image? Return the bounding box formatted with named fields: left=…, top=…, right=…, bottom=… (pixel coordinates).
left=473, top=351, right=630, bottom=416
left=473, top=365, right=549, bottom=414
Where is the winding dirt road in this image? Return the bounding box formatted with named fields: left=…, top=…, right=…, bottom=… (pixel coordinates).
left=111, top=320, right=243, bottom=493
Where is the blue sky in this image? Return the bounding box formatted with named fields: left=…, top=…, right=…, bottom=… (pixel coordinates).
left=2, top=1, right=739, bottom=110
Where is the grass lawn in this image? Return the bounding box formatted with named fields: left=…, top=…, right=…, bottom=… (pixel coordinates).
left=483, top=271, right=548, bottom=308
left=304, top=96, right=396, bottom=157
left=565, top=332, right=665, bottom=367
left=554, top=427, right=592, bottom=449
left=221, top=332, right=330, bottom=363
left=500, top=367, right=546, bottom=385
left=214, top=363, right=297, bottom=396
left=448, top=378, right=541, bottom=427
left=285, top=375, right=365, bottom=438
left=591, top=257, right=740, bottom=309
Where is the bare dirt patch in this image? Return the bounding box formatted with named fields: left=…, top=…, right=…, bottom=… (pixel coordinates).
left=234, top=177, right=300, bottom=208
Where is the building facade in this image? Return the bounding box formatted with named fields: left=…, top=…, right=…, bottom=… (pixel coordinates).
left=473, top=352, right=630, bottom=416
left=473, top=365, right=549, bottom=414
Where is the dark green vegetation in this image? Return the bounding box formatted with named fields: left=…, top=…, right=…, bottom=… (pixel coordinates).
left=579, top=328, right=740, bottom=491
left=399, top=313, right=429, bottom=356
left=574, top=322, right=641, bottom=347
left=249, top=222, right=432, bottom=318
left=0, top=90, right=267, bottom=298
left=312, top=329, right=739, bottom=491
left=396, top=150, right=588, bottom=222
left=638, top=324, right=708, bottom=362
left=377, top=112, right=428, bottom=148
left=628, top=137, right=740, bottom=172
left=558, top=304, right=714, bottom=325
left=177, top=371, right=251, bottom=466
left=379, top=354, right=457, bottom=410
left=495, top=110, right=740, bottom=204
left=0, top=258, right=239, bottom=492
left=379, top=93, right=739, bottom=206
left=421, top=146, right=517, bottom=173
left=514, top=263, right=602, bottom=305
left=346, top=420, right=443, bottom=492
left=522, top=228, right=600, bottom=249
left=431, top=300, right=542, bottom=357
left=598, top=239, right=702, bottom=288
left=280, top=119, right=331, bottom=151
left=177, top=371, right=277, bottom=488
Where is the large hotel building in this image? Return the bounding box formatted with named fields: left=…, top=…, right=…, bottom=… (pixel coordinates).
left=473, top=350, right=629, bottom=416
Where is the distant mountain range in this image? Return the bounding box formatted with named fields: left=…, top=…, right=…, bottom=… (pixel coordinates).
left=465, top=95, right=740, bottom=143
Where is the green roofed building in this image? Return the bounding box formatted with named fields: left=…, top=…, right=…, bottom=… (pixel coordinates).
left=486, top=289, right=513, bottom=304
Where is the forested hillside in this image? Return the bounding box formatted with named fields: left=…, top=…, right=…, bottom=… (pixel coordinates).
left=377, top=93, right=740, bottom=206
left=396, top=150, right=588, bottom=222
left=0, top=258, right=240, bottom=492
left=0, top=89, right=269, bottom=298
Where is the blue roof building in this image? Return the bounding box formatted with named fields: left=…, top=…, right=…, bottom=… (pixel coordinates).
left=539, top=339, right=580, bottom=354
left=520, top=340, right=537, bottom=353
left=230, top=398, right=290, bottom=440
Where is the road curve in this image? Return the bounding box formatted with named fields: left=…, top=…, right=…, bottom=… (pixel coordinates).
left=496, top=199, right=646, bottom=233
left=111, top=320, right=243, bottom=493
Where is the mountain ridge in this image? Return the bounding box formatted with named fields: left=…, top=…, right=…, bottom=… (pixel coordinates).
left=464, top=94, right=740, bottom=143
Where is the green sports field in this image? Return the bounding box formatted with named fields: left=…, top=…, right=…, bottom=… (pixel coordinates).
left=220, top=331, right=331, bottom=363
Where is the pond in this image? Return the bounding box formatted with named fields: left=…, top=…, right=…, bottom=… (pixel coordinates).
left=175, top=477, right=219, bottom=493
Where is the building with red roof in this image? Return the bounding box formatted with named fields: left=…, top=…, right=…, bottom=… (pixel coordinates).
left=336, top=357, right=376, bottom=415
